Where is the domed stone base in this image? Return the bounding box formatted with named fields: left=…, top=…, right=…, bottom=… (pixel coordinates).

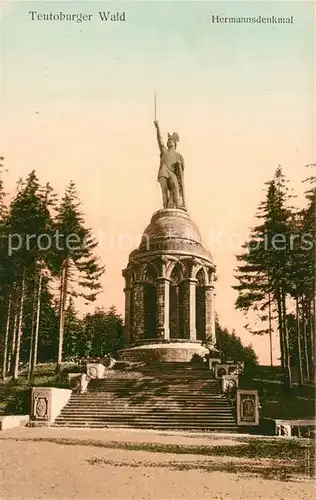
left=122, top=208, right=217, bottom=356
left=119, top=341, right=218, bottom=363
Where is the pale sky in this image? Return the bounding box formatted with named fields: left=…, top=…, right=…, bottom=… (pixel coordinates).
left=2, top=1, right=315, bottom=364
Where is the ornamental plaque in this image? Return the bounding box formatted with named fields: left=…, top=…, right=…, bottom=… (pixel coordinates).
left=236, top=389, right=259, bottom=426
left=32, top=390, right=49, bottom=420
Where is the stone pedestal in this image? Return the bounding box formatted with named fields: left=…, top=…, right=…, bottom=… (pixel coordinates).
left=31, top=387, right=72, bottom=425
left=121, top=209, right=217, bottom=361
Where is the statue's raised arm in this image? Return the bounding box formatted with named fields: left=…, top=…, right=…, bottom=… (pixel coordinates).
left=154, top=121, right=165, bottom=154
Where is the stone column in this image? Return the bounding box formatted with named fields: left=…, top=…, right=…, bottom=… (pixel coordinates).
left=205, top=284, right=216, bottom=343
left=183, top=278, right=197, bottom=341
left=156, top=277, right=170, bottom=340
left=123, top=287, right=132, bottom=345
left=132, top=282, right=144, bottom=342
left=170, top=284, right=180, bottom=338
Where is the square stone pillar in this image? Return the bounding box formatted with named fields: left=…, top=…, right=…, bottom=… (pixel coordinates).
left=183, top=278, right=197, bottom=340
left=205, top=284, right=216, bottom=343
left=123, top=287, right=132, bottom=345
left=156, top=277, right=170, bottom=340
left=132, top=282, right=144, bottom=341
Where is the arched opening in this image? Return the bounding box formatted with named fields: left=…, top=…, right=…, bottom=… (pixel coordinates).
left=196, top=268, right=206, bottom=341
left=143, top=264, right=157, bottom=339
left=169, top=263, right=184, bottom=339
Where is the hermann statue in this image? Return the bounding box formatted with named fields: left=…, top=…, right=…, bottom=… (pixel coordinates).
left=154, top=120, right=186, bottom=210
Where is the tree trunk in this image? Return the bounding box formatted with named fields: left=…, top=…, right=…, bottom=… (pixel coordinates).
left=276, top=285, right=285, bottom=367
left=27, top=278, right=38, bottom=382
left=282, top=291, right=292, bottom=389
left=296, top=296, right=303, bottom=387
left=302, top=301, right=310, bottom=380
left=312, top=295, right=316, bottom=381
left=307, top=300, right=315, bottom=379
left=56, top=261, right=68, bottom=373
left=13, top=274, right=26, bottom=381
left=8, top=290, right=18, bottom=375
left=2, top=293, right=12, bottom=379
left=268, top=291, right=273, bottom=367
left=30, top=269, right=43, bottom=383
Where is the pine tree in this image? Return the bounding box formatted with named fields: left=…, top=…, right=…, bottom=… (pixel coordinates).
left=215, top=318, right=258, bottom=366
left=54, top=182, right=105, bottom=372
left=0, top=158, right=10, bottom=378
left=36, top=278, right=59, bottom=363
left=63, top=297, right=83, bottom=359
left=5, top=171, right=54, bottom=380
left=83, top=306, right=124, bottom=358
left=300, top=164, right=315, bottom=378
left=233, top=167, right=294, bottom=388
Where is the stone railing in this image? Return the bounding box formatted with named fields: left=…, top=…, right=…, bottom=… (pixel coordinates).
left=263, top=418, right=316, bottom=438
left=221, top=374, right=239, bottom=394
left=68, top=373, right=90, bottom=393
left=214, top=362, right=243, bottom=379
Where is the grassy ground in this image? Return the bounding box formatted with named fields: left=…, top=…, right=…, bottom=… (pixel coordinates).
left=11, top=434, right=313, bottom=475
left=0, top=362, right=77, bottom=415
left=240, top=365, right=315, bottom=420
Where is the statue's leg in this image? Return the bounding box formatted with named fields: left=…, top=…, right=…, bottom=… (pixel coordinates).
left=159, top=177, right=169, bottom=208
left=169, top=173, right=180, bottom=208
left=166, top=179, right=174, bottom=208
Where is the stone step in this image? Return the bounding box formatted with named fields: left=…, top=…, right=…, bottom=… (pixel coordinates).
left=54, top=417, right=236, bottom=424
left=59, top=410, right=234, bottom=416
left=65, top=396, right=230, bottom=408
left=65, top=402, right=231, bottom=407
left=80, top=386, right=220, bottom=390
left=89, top=376, right=219, bottom=380
left=87, top=392, right=222, bottom=397
left=82, top=392, right=223, bottom=396
left=90, top=375, right=218, bottom=380
left=89, top=384, right=219, bottom=389
left=67, top=403, right=230, bottom=408
left=89, top=381, right=219, bottom=386
left=53, top=424, right=237, bottom=430
left=57, top=415, right=235, bottom=422
left=53, top=423, right=238, bottom=431
left=54, top=364, right=236, bottom=431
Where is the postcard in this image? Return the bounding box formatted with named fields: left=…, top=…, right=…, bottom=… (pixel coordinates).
left=1, top=1, right=315, bottom=497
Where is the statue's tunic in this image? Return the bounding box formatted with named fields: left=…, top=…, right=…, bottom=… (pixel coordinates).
left=157, top=148, right=184, bottom=181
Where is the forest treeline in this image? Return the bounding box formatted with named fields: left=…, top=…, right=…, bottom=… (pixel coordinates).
left=0, top=165, right=314, bottom=388
left=0, top=170, right=108, bottom=382
left=233, top=165, right=315, bottom=388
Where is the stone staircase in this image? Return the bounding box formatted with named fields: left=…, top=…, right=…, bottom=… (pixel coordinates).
left=53, top=363, right=237, bottom=431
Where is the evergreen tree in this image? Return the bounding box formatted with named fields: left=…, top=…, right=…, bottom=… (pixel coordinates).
left=233, top=167, right=294, bottom=387
left=4, top=171, right=54, bottom=380
left=83, top=306, right=124, bottom=357
left=63, top=297, right=83, bottom=359
left=54, top=181, right=105, bottom=372
left=216, top=319, right=258, bottom=366
left=0, top=158, right=10, bottom=378
left=36, top=280, right=59, bottom=363
left=301, top=165, right=315, bottom=378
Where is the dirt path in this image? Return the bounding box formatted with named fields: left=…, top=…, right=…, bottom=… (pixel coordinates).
left=0, top=428, right=314, bottom=499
